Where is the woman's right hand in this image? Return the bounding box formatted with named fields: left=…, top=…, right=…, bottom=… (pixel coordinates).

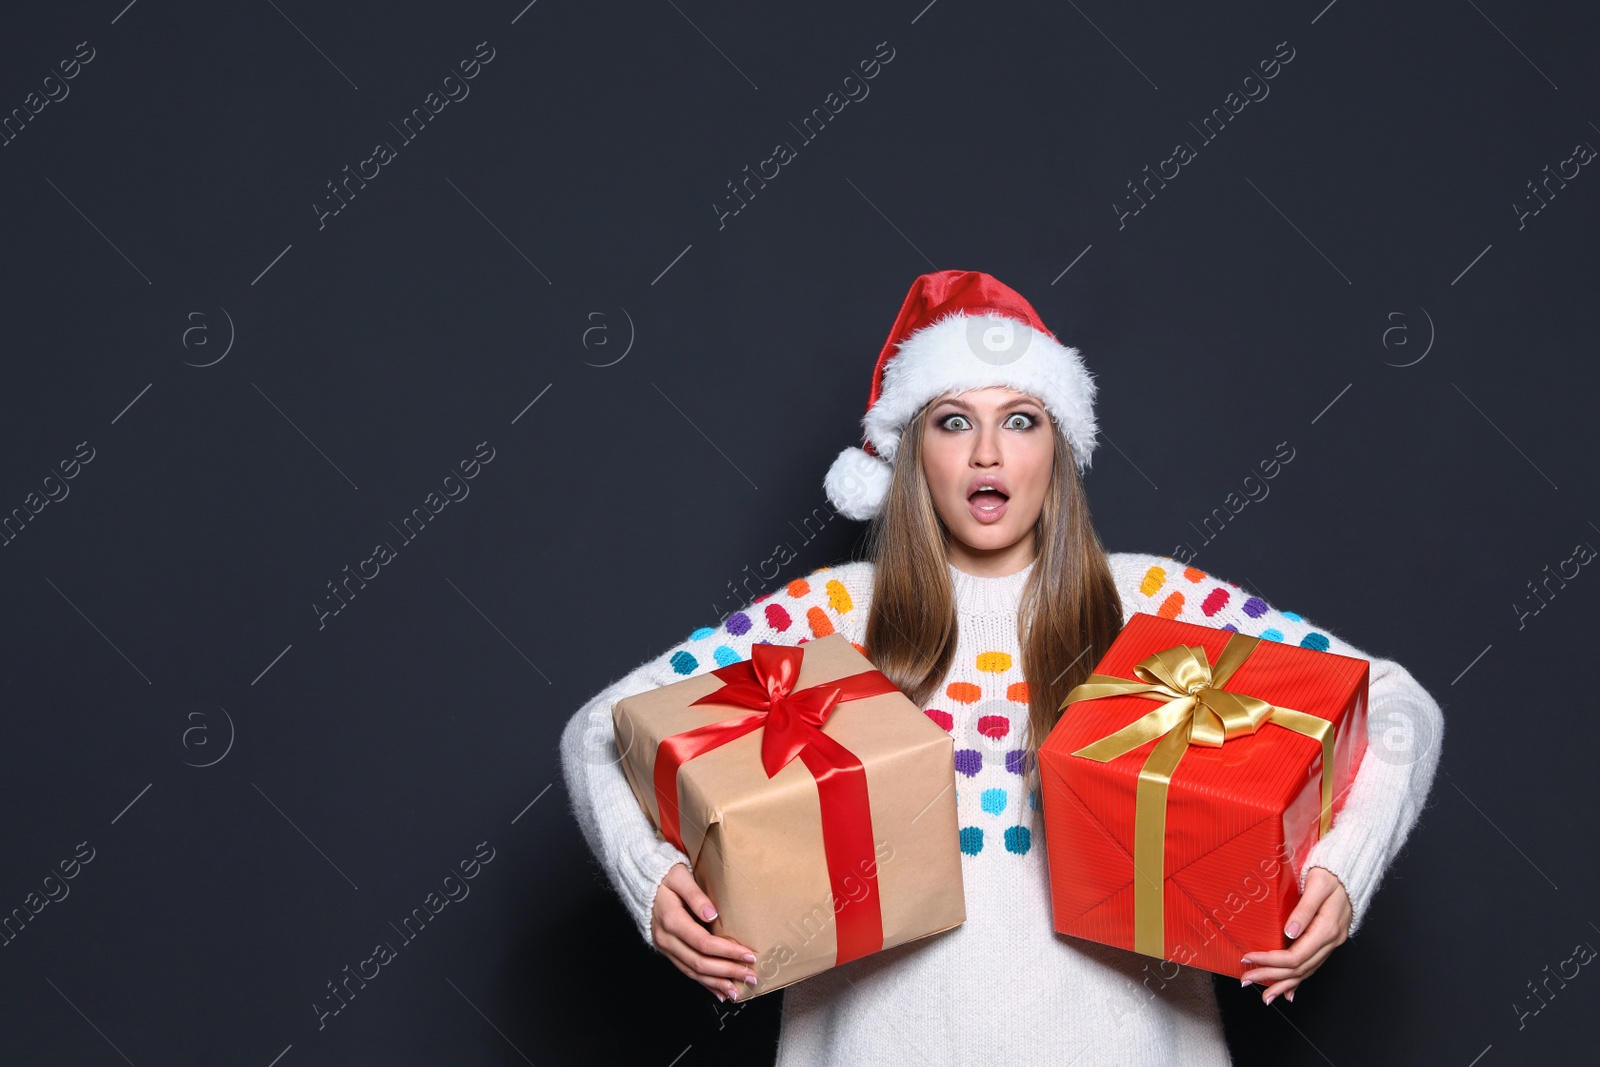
left=651, top=862, right=760, bottom=1002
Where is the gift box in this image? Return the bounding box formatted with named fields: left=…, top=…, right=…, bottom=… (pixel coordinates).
left=613, top=633, right=966, bottom=997
left=1038, top=612, right=1369, bottom=978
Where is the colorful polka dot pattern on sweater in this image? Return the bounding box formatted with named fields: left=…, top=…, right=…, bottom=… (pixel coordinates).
left=657, top=553, right=1344, bottom=870
left=1126, top=560, right=1333, bottom=651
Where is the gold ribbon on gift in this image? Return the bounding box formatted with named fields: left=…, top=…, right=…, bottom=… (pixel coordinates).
left=1058, top=633, right=1336, bottom=959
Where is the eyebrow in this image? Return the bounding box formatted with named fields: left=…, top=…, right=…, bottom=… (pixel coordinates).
left=932, top=396, right=1044, bottom=413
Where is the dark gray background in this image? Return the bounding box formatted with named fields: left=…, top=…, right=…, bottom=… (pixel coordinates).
left=1, top=0, right=1594, bottom=1063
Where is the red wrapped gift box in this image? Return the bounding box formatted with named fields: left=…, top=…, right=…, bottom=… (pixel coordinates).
left=1039, top=613, right=1369, bottom=978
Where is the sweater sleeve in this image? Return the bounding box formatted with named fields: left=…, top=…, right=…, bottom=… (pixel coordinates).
left=557, top=561, right=874, bottom=948
left=1107, top=552, right=1444, bottom=938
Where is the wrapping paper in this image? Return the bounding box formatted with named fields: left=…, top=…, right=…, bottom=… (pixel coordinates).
left=613, top=633, right=966, bottom=996
left=1039, top=613, right=1368, bottom=977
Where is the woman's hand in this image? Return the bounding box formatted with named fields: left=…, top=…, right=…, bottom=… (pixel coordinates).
left=651, top=863, right=761, bottom=1002
left=1240, top=866, right=1352, bottom=1005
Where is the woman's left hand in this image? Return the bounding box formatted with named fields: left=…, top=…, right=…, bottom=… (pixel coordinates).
left=1239, top=866, right=1351, bottom=1005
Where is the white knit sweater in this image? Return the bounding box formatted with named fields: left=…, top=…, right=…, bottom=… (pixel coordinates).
left=558, top=551, right=1443, bottom=1065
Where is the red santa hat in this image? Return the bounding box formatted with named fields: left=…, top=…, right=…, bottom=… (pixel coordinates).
left=823, top=269, right=1100, bottom=521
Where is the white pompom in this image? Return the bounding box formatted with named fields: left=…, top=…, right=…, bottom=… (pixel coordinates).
left=824, top=446, right=892, bottom=521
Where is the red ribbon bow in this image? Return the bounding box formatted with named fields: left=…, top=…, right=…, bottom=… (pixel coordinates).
left=653, top=642, right=898, bottom=965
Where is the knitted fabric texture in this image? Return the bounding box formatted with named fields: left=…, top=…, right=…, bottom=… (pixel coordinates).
left=558, top=551, right=1443, bottom=1066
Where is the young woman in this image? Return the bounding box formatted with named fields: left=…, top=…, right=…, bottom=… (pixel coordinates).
left=560, top=270, right=1443, bottom=1065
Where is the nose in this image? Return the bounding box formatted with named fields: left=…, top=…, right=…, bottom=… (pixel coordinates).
left=971, top=419, right=1002, bottom=467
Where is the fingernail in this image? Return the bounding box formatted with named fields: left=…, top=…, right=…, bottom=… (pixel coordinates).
left=1240, top=957, right=1254, bottom=967
left=1264, top=993, right=1276, bottom=1005
left=701, top=905, right=717, bottom=921
left=729, top=984, right=739, bottom=1001
left=745, top=973, right=758, bottom=985
left=1286, top=990, right=1295, bottom=1003
left=1240, top=978, right=1252, bottom=987
left=714, top=991, right=725, bottom=1003
left=743, top=952, right=757, bottom=963
left=1285, top=920, right=1301, bottom=939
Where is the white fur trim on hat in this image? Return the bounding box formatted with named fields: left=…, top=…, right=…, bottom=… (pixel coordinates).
left=824, top=445, right=893, bottom=521
left=862, top=310, right=1099, bottom=472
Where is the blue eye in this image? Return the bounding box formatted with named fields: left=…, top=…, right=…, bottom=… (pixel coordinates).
left=939, top=414, right=972, bottom=431
left=1004, top=413, right=1035, bottom=430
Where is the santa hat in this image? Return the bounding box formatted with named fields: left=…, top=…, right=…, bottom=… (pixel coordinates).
left=823, top=269, right=1100, bottom=521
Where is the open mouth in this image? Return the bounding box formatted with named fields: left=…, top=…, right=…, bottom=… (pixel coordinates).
left=966, top=479, right=1010, bottom=523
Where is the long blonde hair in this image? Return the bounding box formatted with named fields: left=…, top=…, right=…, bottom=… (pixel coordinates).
left=862, top=398, right=1124, bottom=818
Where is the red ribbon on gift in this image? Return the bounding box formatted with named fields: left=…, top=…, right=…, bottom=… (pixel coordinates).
left=653, top=642, right=898, bottom=965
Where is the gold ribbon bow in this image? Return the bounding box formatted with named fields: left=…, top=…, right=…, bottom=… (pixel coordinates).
left=1059, top=633, right=1335, bottom=958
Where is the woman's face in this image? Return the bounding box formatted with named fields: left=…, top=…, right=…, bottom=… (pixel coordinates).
left=920, top=386, right=1054, bottom=558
